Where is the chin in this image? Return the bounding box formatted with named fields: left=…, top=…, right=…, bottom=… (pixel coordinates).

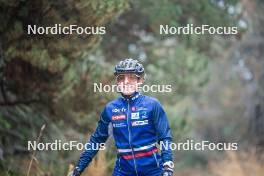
left=122, top=91, right=135, bottom=96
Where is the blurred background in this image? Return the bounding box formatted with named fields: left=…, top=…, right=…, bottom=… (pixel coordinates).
left=0, top=0, right=263, bottom=175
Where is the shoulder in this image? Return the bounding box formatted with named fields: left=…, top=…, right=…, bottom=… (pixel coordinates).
left=100, top=97, right=123, bottom=121
left=105, top=97, right=123, bottom=109
left=142, top=95, right=161, bottom=106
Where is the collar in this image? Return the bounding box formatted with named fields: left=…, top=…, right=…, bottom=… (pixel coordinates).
left=121, top=91, right=141, bottom=102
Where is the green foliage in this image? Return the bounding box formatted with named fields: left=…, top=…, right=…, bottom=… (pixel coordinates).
left=0, top=0, right=250, bottom=175
left=165, top=103, right=192, bottom=140
left=0, top=115, right=11, bottom=130
left=0, top=0, right=129, bottom=174
left=136, top=0, right=239, bottom=27
left=0, top=0, right=129, bottom=73
left=145, top=42, right=209, bottom=104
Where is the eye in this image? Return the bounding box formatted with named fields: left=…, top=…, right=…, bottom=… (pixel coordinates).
left=116, top=75, right=125, bottom=82
left=129, top=74, right=138, bottom=80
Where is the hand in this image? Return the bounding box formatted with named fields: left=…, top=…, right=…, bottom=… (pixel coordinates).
left=68, top=167, right=81, bottom=176
left=161, top=166, right=173, bottom=176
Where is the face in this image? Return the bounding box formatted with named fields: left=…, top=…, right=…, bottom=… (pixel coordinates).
left=116, top=73, right=143, bottom=95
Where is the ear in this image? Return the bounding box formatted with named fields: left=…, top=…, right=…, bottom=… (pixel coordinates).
left=137, top=77, right=144, bottom=84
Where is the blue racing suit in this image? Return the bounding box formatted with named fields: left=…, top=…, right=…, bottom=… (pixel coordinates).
left=75, top=92, right=173, bottom=176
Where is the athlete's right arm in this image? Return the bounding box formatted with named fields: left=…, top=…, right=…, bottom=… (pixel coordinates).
left=72, top=107, right=110, bottom=175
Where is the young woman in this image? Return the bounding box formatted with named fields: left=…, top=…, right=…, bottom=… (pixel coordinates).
left=71, top=58, right=174, bottom=176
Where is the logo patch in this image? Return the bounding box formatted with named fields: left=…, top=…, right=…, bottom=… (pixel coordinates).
left=132, top=120, right=148, bottom=126
left=132, top=106, right=137, bottom=111
left=113, top=122, right=127, bottom=128
left=131, top=112, right=140, bottom=119
left=137, top=107, right=148, bottom=111
left=141, top=111, right=148, bottom=119
left=112, top=115, right=126, bottom=120
left=112, top=108, right=126, bottom=113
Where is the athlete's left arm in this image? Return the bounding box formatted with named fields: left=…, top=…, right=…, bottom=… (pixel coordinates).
left=153, top=100, right=173, bottom=163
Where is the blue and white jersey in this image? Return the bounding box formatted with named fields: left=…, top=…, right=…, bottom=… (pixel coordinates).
left=76, top=92, right=173, bottom=176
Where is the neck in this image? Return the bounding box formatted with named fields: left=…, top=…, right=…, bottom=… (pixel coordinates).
left=121, top=91, right=140, bottom=101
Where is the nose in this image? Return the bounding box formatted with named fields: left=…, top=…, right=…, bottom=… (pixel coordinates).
left=124, top=76, right=129, bottom=84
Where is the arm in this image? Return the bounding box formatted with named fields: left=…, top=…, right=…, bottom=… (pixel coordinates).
left=74, top=107, right=110, bottom=174
left=153, top=100, right=174, bottom=175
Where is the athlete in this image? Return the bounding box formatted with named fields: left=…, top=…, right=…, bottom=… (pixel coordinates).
left=71, top=58, right=174, bottom=176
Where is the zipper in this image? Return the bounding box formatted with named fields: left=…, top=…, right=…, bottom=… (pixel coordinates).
left=126, top=101, right=139, bottom=176
left=118, top=157, right=121, bottom=171
left=153, top=151, right=159, bottom=168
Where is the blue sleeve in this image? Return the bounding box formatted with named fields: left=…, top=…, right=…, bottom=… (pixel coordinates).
left=153, top=100, right=173, bottom=163
left=76, top=107, right=110, bottom=173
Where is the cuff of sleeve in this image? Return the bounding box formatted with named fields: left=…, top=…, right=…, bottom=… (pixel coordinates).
left=163, top=161, right=174, bottom=169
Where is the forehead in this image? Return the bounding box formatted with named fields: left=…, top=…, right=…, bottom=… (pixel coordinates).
left=117, top=73, right=137, bottom=77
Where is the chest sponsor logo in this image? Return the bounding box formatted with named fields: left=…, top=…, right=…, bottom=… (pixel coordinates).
left=132, top=120, right=148, bottom=126
left=112, top=114, right=126, bottom=120
left=112, top=108, right=126, bottom=113
left=137, top=107, right=148, bottom=111
left=131, top=112, right=140, bottom=119
left=113, top=122, right=127, bottom=128
left=141, top=111, right=148, bottom=119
